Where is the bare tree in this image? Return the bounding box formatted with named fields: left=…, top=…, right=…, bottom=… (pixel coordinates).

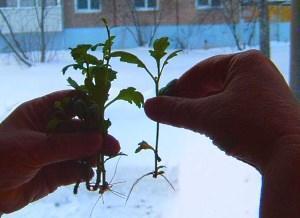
left=221, top=0, right=258, bottom=50
left=258, top=0, right=270, bottom=58
left=0, top=0, right=61, bottom=64
left=0, top=9, right=31, bottom=66
left=290, top=0, right=300, bottom=99
left=221, top=0, right=244, bottom=50
left=34, top=0, right=47, bottom=63
left=123, top=0, right=163, bottom=46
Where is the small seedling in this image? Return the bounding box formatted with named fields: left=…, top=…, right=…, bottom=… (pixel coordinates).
left=112, top=37, right=181, bottom=201
left=48, top=19, right=144, bottom=196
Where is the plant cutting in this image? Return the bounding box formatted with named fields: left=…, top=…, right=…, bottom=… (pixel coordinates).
left=48, top=19, right=144, bottom=197
left=111, top=37, right=181, bottom=201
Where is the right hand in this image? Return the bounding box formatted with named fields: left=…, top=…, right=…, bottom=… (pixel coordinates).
left=144, top=50, right=300, bottom=172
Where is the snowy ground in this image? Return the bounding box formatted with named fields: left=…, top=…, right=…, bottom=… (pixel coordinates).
left=0, top=42, right=290, bottom=218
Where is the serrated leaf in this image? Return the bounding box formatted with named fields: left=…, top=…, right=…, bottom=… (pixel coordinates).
left=115, top=87, right=144, bottom=108
left=162, top=49, right=182, bottom=69
left=70, top=44, right=103, bottom=66
left=70, top=44, right=92, bottom=63
left=149, top=37, right=170, bottom=62
left=111, top=51, right=148, bottom=71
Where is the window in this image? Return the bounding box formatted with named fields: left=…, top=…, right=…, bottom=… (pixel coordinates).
left=196, top=0, right=221, bottom=8
left=20, top=0, right=35, bottom=7
left=76, top=0, right=101, bottom=12
left=0, top=0, right=18, bottom=7
left=0, top=0, right=59, bottom=8
left=134, top=0, right=158, bottom=11
left=37, top=0, right=58, bottom=6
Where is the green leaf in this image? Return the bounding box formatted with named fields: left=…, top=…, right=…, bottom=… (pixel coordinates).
left=149, top=37, right=170, bottom=62
left=103, top=36, right=116, bottom=58
left=70, top=44, right=103, bottom=66
left=62, top=64, right=82, bottom=75
left=103, top=119, right=111, bottom=130
left=115, top=87, right=144, bottom=108
left=91, top=43, right=105, bottom=51
left=111, top=51, right=148, bottom=71
left=67, top=77, right=80, bottom=89
left=70, top=44, right=92, bottom=63
left=135, top=141, right=155, bottom=153
left=162, top=50, right=182, bottom=69
left=84, top=54, right=103, bottom=65
left=108, top=69, right=117, bottom=82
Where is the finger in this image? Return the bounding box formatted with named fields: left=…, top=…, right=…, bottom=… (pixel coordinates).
left=12, top=90, right=79, bottom=131
left=144, top=95, right=225, bottom=134
left=166, top=53, right=235, bottom=98
left=34, top=133, right=120, bottom=166
left=0, top=161, right=93, bottom=213
left=83, top=135, right=121, bottom=167
left=27, top=161, right=93, bottom=203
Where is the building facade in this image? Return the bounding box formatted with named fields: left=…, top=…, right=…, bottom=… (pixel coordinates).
left=0, top=0, right=292, bottom=51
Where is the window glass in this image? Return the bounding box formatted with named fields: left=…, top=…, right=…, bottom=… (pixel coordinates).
left=20, top=0, right=35, bottom=7
left=135, top=0, right=145, bottom=8
left=91, top=0, right=100, bottom=9
left=77, top=0, right=88, bottom=9
left=148, top=0, right=157, bottom=8
left=211, top=0, right=221, bottom=6
left=197, top=0, right=209, bottom=6
left=38, top=0, right=58, bottom=6
left=0, top=0, right=6, bottom=7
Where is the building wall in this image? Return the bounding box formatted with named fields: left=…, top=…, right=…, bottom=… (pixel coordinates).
left=63, top=0, right=228, bottom=28
left=0, top=6, right=63, bottom=34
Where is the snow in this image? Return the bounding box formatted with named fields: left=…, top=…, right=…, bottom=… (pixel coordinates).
left=0, top=42, right=290, bottom=218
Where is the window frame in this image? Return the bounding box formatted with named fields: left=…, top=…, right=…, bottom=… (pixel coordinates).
left=195, top=0, right=222, bottom=9
left=0, top=0, right=60, bottom=9
left=74, top=0, right=102, bottom=13
left=135, top=0, right=159, bottom=11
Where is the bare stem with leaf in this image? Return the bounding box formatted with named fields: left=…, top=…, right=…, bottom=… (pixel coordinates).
left=112, top=37, right=181, bottom=201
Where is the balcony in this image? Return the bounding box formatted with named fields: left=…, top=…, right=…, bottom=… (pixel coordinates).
left=0, top=0, right=63, bottom=34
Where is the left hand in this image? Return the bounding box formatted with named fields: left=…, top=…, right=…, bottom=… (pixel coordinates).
left=0, top=91, right=120, bottom=213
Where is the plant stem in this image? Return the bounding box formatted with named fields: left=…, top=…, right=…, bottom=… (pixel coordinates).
left=154, top=121, right=160, bottom=178
left=100, top=153, right=106, bottom=185
left=153, top=80, right=160, bottom=178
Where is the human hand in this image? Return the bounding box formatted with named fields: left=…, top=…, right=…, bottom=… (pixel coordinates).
left=144, top=50, right=300, bottom=172
left=0, top=91, right=120, bottom=213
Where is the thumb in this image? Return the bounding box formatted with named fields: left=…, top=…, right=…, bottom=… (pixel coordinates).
left=35, top=133, right=120, bottom=166
left=144, top=95, right=223, bottom=134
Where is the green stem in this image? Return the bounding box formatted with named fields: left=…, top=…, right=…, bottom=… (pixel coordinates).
left=153, top=81, right=160, bottom=178
left=104, top=97, right=118, bottom=109
left=100, top=153, right=106, bottom=186
left=154, top=121, right=160, bottom=178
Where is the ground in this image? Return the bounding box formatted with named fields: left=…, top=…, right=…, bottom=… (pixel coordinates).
left=0, top=42, right=290, bottom=218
